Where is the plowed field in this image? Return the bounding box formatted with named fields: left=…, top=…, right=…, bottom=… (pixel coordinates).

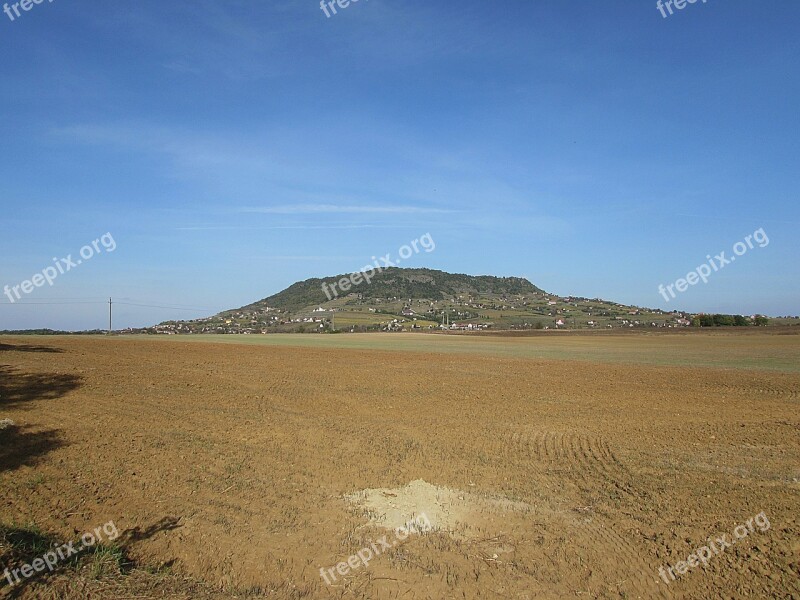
left=1, top=333, right=798, bottom=599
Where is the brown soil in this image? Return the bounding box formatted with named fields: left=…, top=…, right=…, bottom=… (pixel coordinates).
left=0, top=335, right=798, bottom=599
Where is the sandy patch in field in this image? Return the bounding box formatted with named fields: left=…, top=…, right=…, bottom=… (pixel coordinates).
left=345, top=479, right=532, bottom=536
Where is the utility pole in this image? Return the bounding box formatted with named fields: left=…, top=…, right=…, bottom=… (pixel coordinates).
left=108, top=297, right=112, bottom=334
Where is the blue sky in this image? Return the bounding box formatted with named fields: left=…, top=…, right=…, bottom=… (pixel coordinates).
left=1, top=0, right=798, bottom=330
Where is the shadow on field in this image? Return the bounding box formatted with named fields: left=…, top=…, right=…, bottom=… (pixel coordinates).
left=0, top=343, right=64, bottom=354
left=0, top=366, right=82, bottom=409
left=0, top=366, right=81, bottom=471
left=0, top=517, right=183, bottom=597
left=0, top=424, right=65, bottom=472
left=0, top=525, right=60, bottom=597
left=114, top=516, right=183, bottom=546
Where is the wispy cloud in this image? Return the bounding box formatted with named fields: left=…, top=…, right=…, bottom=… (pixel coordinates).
left=253, top=256, right=359, bottom=261
left=162, top=61, right=203, bottom=75
left=240, top=204, right=455, bottom=215
left=175, top=224, right=419, bottom=231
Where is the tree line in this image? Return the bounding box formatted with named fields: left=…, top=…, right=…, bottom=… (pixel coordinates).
left=691, top=314, right=769, bottom=327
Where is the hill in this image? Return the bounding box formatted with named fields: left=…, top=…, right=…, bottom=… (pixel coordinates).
left=145, top=267, right=711, bottom=334
left=241, top=268, right=543, bottom=314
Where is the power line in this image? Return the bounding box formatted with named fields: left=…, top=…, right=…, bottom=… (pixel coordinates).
left=114, top=301, right=213, bottom=312
left=0, top=297, right=217, bottom=333
left=114, top=298, right=214, bottom=309
left=9, top=296, right=107, bottom=300
left=0, top=299, right=214, bottom=312
left=0, top=301, right=107, bottom=306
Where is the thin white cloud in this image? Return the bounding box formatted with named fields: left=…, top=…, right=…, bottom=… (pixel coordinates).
left=162, top=61, right=203, bottom=74
left=241, top=204, right=454, bottom=215
left=254, top=256, right=359, bottom=261
left=175, top=224, right=418, bottom=231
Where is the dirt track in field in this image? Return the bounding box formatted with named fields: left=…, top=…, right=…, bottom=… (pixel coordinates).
left=0, top=334, right=798, bottom=599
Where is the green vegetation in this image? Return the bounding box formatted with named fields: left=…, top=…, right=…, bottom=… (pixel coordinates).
left=85, top=544, right=129, bottom=579
left=692, top=314, right=769, bottom=327
left=245, top=268, right=543, bottom=313
left=0, top=522, right=131, bottom=584
left=1, top=523, right=54, bottom=560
